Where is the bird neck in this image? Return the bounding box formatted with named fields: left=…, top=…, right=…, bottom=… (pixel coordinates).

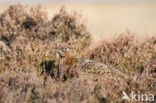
left=63, top=55, right=77, bottom=67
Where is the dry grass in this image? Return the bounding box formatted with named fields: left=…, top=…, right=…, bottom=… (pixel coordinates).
left=0, top=4, right=155, bottom=103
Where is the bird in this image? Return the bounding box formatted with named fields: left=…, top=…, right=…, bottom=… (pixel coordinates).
left=56, top=45, right=127, bottom=81
left=56, top=45, right=78, bottom=81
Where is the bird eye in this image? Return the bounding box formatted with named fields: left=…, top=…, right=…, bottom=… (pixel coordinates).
left=64, top=48, right=68, bottom=51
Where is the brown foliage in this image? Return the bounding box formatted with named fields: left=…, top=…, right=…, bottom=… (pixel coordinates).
left=0, top=4, right=155, bottom=103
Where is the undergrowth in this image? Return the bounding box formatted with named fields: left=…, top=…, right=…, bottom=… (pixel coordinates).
left=0, top=4, right=155, bottom=103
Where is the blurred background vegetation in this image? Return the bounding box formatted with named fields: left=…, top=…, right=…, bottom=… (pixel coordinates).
left=0, top=0, right=156, bottom=41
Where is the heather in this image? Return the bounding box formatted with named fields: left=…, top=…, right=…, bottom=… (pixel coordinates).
left=0, top=4, right=155, bottom=103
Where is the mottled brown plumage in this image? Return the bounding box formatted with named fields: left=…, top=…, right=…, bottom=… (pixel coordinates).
left=56, top=45, right=127, bottom=81
left=56, top=45, right=78, bottom=81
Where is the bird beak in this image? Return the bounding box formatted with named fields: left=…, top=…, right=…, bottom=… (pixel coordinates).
left=56, top=49, right=64, bottom=58
left=56, top=49, right=61, bottom=53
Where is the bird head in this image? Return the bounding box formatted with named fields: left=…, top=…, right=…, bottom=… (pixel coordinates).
left=56, top=46, right=73, bottom=58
